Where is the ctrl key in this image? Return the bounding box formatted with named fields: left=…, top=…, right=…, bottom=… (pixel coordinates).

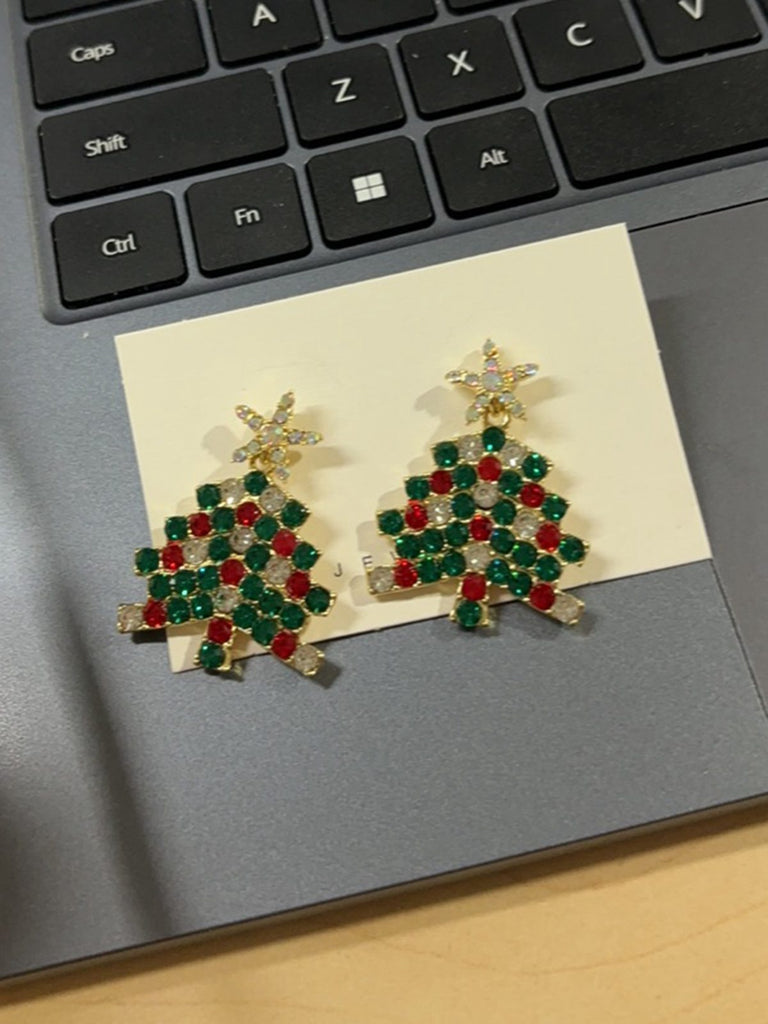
left=52, top=193, right=186, bottom=308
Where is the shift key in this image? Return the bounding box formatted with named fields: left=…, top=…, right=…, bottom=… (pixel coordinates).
left=39, top=71, right=286, bottom=202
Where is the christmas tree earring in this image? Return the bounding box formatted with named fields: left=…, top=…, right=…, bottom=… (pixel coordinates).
left=367, top=341, right=588, bottom=630
left=117, top=392, right=335, bottom=677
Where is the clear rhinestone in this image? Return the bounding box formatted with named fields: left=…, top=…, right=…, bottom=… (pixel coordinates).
left=182, top=537, right=208, bottom=565
left=500, top=439, right=527, bottom=468
left=232, top=448, right=248, bottom=463
left=514, top=510, right=540, bottom=541
left=426, top=496, right=452, bottom=526
left=220, top=478, right=245, bottom=506
left=264, top=556, right=292, bottom=586
left=473, top=482, right=499, bottom=509
left=287, top=430, right=302, bottom=444
left=273, top=411, right=288, bottom=424
left=509, top=400, right=525, bottom=418
left=230, top=526, right=254, bottom=554
left=306, top=433, right=320, bottom=445
left=271, top=448, right=286, bottom=463
left=465, top=373, right=479, bottom=387
left=261, top=425, right=283, bottom=445
left=482, top=370, right=502, bottom=392
left=466, top=543, right=491, bottom=571
left=247, top=439, right=262, bottom=454
left=117, top=604, right=144, bottom=632
left=458, top=434, right=484, bottom=462
left=260, top=485, right=286, bottom=513
left=445, top=369, right=462, bottom=383
left=550, top=593, right=583, bottom=625
left=236, top=404, right=253, bottom=422
left=274, top=466, right=289, bottom=481
left=483, top=339, right=496, bottom=356
left=475, top=394, right=490, bottom=408
left=466, top=408, right=481, bottom=423
left=369, top=566, right=395, bottom=594
left=293, top=644, right=322, bottom=676
left=279, top=392, right=294, bottom=409
left=214, top=587, right=241, bottom=613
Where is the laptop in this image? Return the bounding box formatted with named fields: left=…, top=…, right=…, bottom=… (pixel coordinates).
left=4, top=0, right=768, bottom=980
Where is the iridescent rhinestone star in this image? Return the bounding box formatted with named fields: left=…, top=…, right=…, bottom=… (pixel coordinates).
left=231, top=391, right=321, bottom=481
left=446, top=339, right=538, bottom=424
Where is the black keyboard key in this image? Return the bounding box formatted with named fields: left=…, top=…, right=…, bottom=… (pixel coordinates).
left=428, top=109, right=557, bottom=217
left=207, top=0, right=322, bottom=65
left=324, top=0, right=435, bottom=40
left=285, top=45, right=404, bottom=146
left=515, top=0, right=643, bottom=89
left=549, top=51, right=768, bottom=186
left=52, top=192, right=186, bottom=307
left=40, top=72, right=286, bottom=202
left=24, top=0, right=126, bottom=20
left=186, top=165, right=310, bottom=276
left=28, top=0, right=206, bottom=108
left=633, top=0, right=759, bottom=61
left=400, top=17, right=523, bottom=119
left=307, top=137, right=433, bottom=246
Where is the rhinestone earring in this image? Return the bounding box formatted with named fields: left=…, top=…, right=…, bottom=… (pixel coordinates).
left=118, top=392, right=334, bottom=677
left=366, top=341, right=588, bottom=630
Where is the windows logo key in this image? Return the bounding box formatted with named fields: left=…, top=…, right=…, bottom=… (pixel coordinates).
left=352, top=171, right=388, bottom=203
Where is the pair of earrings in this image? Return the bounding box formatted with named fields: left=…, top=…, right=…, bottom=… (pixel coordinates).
left=117, top=342, right=588, bottom=678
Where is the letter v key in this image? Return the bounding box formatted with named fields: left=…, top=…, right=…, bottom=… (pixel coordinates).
left=678, top=0, right=704, bottom=20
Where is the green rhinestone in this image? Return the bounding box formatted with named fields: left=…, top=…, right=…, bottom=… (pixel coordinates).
left=281, top=603, right=306, bottom=631
left=491, top=527, right=514, bottom=555
left=166, top=597, right=190, bottom=625
left=198, top=641, right=225, bottom=670
left=254, top=515, right=279, bottom=542
left=432, top=441, right=459, bottom=468
left=259, top=588, right=284, bottom=617
left=233, top=603, right=257, bottom=631
left=405, top=476, right=430, bottom=501
left=508, top=571, right=532, bottom=597
left=208, top=536, right=231, bottom=562
left=421, top=528, right=444, bottom=554
left=542, top=494, right=569, bottom=521
left=306, top=586, right=332, bottom=615
left=196, top=484, right=221, bottom=509
left=165, top=516, right=188, bottom=541
left=482, top=426, right=506, bottom=452
left=245, top=543, right=270, bottom=571
left=452, top=492, right=475, bottom=520
left=486, top=558, right=511, bottom=586
left=417, top=558, right=442, bottom=584
left=244, top=470, right=268, bottom=496
left=498, top=470, right=523, bottom=497
left=148, top=574, right=172, bottom=599
left=240, top=573, right=264, bottom=601
left=535, top=555, right=562, bottom=582
left=559, top=535, right=586, bottom=563
left=396, top=534, right=422, bottom=560
left=197, top=565, right=220, bottom=591
left=135, top=547, right=159, bottom=575
left=522, top=452, right=549, bottom=481
left=172, top=569, right=198, bottom=597
left=492, top=500, right=516, bottom=526
left=452, top=464, right=476, bottom=489
left=455, top=600, right=482, bottom=630
left=211, top=507, right=235, bottom=533
left=293, top=542, right=319, bottom=570
left=444, top=520, right=469, bottom=548
left=252, top=616, right=277, bottom=648
left=442, top=550, right=466, bottom=577
left=190, top=593, right=214, bottom=619
left=281, top=500, right=309, bottom=530
left=378, top=509, right=404, bottom=535
left=512, top=541, right=537, bottom=568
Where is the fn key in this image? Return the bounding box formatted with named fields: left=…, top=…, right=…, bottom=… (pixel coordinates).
left=53, top=193, right=186, bottom=307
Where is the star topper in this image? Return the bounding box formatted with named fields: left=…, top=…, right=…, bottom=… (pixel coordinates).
left=446, top=340, right=538, bottom=424
left=231, top=391, right=321, bottom=480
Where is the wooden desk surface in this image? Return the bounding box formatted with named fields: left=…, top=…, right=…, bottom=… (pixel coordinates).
left=3, top=804, right=768, bottom=1024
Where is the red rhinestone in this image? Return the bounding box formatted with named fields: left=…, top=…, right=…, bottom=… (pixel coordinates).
left=208, top=617, right=233, bottom=645
left=405, top=501, right=429, bottom=530
left=429, top=470, right=453, bottom=495
left=286, top=571, right=311, bottom=600
left=188, top=512, right=211, bottom=537
left=272, top=529, right=298, bottom=557
left=161, top=543, right=185, bottom=571
left=220, top=559, right=246, bottom=586
left=143, top=599, right=167, bottom=629
left=272, top=630, right=298, bottom=661
left=529, top=583, right=556, bottom=611
left=236, top=501, right=260, bottom=526
left=461, top=574, right=487, bottom=601
left=478, top=456, right=502, bottom=482
left=520, top=483, right=545, bottom=508
left=393, top=559, right=419, bottom=589
left=536, top=522, right=561, bottom=552
left=469, top=515, right=493, bottom=541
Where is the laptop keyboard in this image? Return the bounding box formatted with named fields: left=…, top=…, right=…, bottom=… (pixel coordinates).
left=15, top=0, right=768, bottom=311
